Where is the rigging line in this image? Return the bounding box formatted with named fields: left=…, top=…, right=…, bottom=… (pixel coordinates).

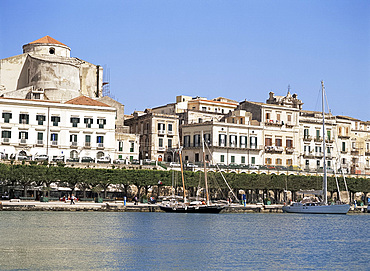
left=204, top=141, right=239, bottom=202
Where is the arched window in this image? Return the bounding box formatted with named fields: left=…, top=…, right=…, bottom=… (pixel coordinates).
left=49, top=47, right=55, bottom=54
left=70, top=150, right=78, bottom=159
left=96, top=151, right=104, bottom=159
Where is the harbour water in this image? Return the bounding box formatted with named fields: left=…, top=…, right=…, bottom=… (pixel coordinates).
left=0, top=212, right=369, bottom=270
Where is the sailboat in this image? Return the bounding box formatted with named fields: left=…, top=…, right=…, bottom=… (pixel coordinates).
left=282, top=81, right=350, bottom=214
left=159, top=133, right=226, bottom=213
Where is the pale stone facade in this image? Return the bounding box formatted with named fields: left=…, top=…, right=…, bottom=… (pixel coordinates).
left=0, top=96, right=116, bottom=161
left=0, top=36, right=103, bottom=102
left=124, top=111, right=180, bottom=162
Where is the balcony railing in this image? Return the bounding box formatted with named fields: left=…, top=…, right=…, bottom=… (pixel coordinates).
left=158, top=130, right=166, bottom=135
left=158, top=147, right=166, bottom=152
left=168, top=130, right=174, bottom=136
left=71, top=142, right=78, bottom=147
left=286, top=147, right=294, bottom=153
left=314, top=136, right=323, bottom=142
left=2, top=138, right=10, bottom=144
left=19, top=139, right=27, bottom=144
left=303, top=136, right=312, bottom=141
left=85, top=142, right=91, bottom=148
left=97, top=143, right=104, bottom=148
left=36, top=140, right=43, bottom=146
left=51, top=141, right=58, bottom=146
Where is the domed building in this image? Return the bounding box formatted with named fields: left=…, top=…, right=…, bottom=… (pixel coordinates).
left=0, top=35, right=103, bottom=102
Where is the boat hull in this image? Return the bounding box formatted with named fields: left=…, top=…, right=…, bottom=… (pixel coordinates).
left=159, top=205, right=224, bottom=213
left=282, top=204, right=350, bottom=214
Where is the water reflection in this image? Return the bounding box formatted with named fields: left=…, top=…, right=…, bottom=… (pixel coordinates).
left=0, top=212, right=368, bottom=270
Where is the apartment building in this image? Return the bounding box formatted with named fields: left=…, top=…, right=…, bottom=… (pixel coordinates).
left=124, top=111, right=179, bottom=162
left=238, top=91, right=301, bottom=168
left=0, top=96, right=116, bottom=161
left=181, top=109, right=263, bottom=166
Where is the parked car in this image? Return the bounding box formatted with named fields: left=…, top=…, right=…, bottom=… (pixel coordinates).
left=186, top=163, right=198, bottom=168
left=170, top=162, right=180, bottom=167
left=66, top=157, right=79, bottom=162
left=249, top=164, right=259, bottom=169
left=113, top=158, right=126, bottom=164
left=18, top=155, right=31, bottom=161
left=288, top=165, right=303, bottom=171
left=34, top=154, right=49, bottom=161
left=81, top=156, right=94, bottom=163
left=52, top=155, right=65, bottom=162
left=131, top=159, right=140, bottom=164
left=97, top=156, right=111, bottom=163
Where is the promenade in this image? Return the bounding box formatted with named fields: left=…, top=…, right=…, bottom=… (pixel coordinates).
left=0, top=200, right=367, bottom=213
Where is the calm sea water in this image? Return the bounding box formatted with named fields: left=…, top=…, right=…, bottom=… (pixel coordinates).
left=0, top=211, right=369, bottom=270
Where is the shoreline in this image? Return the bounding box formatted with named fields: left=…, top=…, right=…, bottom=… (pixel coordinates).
left=0, top=200, right=368, bottom=213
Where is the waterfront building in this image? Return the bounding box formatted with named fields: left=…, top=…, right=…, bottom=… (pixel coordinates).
left=181, top=109, right=263, bottom=167
left=124, top=111, right=179, bottom=162
left=237, top=91, right=301, bottom=168
left=0, top=96, right=116, bottom=161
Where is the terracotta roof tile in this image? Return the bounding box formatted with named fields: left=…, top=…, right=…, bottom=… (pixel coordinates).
left=29, top=35, right=67, bottom=46
left=65, top=96, right=111, bottom=107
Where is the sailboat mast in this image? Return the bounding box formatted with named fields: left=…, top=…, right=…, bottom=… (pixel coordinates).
left=179, top=148, right=186, bottom=203
left=321, top=80, right=328, bottom=204
left=202, top=131, right=210, bottom=205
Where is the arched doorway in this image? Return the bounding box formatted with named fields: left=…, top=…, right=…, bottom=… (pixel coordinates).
left=158, top=155, right=163, bottom=162
left=96, top=151, right=104, bottom=159
left=70, top=150, right=78, bottom=159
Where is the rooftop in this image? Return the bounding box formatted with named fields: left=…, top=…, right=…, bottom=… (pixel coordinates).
left=65, top=96, right=110, bottom=107
left=28, top=35, right=67, bottom=47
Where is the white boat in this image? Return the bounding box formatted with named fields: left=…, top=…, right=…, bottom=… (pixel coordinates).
left=282, top=81, right=350, bottom=214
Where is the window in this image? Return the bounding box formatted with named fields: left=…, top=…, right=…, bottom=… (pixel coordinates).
left=287, top=159, right=293, bottom=166
left=265, top=137, right=272, bottom=146
left=327, top=160, right=331, bottom=167
left=277, top=113, right=281, bottom=121
left=327, top=147, right=331, bottom=154
left=305, top=160, right=309, bottom=166
left=276, top=158, right=282, bottom=165
left=241, top=156, right=245, bottom=164
left=231, top=156, right=235, bottom=163
left=98, top=119, right=106, bottom=129
left=304, top=128, right=309, bottom=139
left=85, top=135, right=91, bottom=147
left=130, top=142, right=134, bottom=152
left=219, top=134, right=227, bottom=147
left=168, top=139, right=172, bottom=148
left=97, top=136, right=104, bottom=143
left=193, top=134, right=201, bottom=147
left=327, top=130, right=331, bottom=141
left=240, top=136, right=247, bottom=148
left=195, top=153, right=199, bottom=162
left=275, top=138, right=282, bottom=147
left=37, top=132, right=43, bottom=143
left=316, top=129, right=320, bottom=139
left=49, top=47, right=55, bottom=54
left=265, top=158, right=271, bottom=165
left=342, top=142, right=346, bottom=152
left=286, top=139, right=293, bottom=148
left=19, top=131, right=28, bottom=141
left=184, top=135, right=190, bottom=147
left=51, top=116, right=60, bottom=126
left=168, top=123, right=173, bottom=131
left=19, top=114, right=29, bottom=124
left=202, top=107, right=207, bottom=111
left=266, top=112, right=270, bottom=120
left=317, top=160, right=320, bottom=166
left=250, top=137, right=257, bottom=148
left=220, top=155, right=225, bottom=163
left=84, top=118, right=93, bottom=128
left=70, top=117, right=80, bottom=128
left=70, top=134, right=77, bottom=146
left=159, top=138, right=163, bottom=148
left=2, top=112, right=12, bottom=123
left=36, top=115, right=46, bottom=125
left=51, top=133, right=58, bottom=143
left=204, top=133, right=211, bottom=146
left=287, top=115, right=292, bottom=122
left=118, top=141, right=123, bottom=152
left=251, top=157, right=255, bottom=165
left=2, top=130, right=11, bottom=142
left=229, top=135, right=237, bottom=147
left=158, top=123, right=165, bottom=131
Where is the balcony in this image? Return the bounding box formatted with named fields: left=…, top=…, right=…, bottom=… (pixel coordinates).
left=285, top=147, right=294, bottom=154
left=19, top=139, right=27, bottom=145
left=351, top=150, right=359, bottom=156
left=315, top=152, right=323, bottom=158
left=84, top=142, right=91, bottom=148
left=51, top=141, right=58, bottom=147
left=158, top=147, right=166, bottom=152
left=303, top=136, right=312, bottom=141
left=285, top=122, right=294, bottom=127
left=325, top=138, right=334, bottom=143
left=36, top=140, right=43, bottom=146
left=71, top=142, right=78, bottom=148
left=340, top=148, right=348, bottom=153
left=314, top=136, right=323, bottom=142
left=365, top=151, right=370, bottom=156
left=158, top=130, right=166, bottom=135
left=2, top=138, right=10, bottom=144
left=303, top=152, right=315, bottom=158
left=265, top=120, right=283, bottom=126
left=168, top=130, right=174, bottom=136
left=97, top=143, right=104, bottom=149
left=338, top=134, right=350, bottom=139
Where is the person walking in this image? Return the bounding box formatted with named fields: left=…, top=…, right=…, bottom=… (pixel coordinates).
left=70, top=194, right=75, bottom=205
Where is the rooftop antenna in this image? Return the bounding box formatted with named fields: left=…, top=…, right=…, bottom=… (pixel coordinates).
left=287, top=84, right=291, bottom=95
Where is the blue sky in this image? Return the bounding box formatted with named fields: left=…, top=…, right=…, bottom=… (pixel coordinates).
left=1, top=0, right=369, bottom=120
